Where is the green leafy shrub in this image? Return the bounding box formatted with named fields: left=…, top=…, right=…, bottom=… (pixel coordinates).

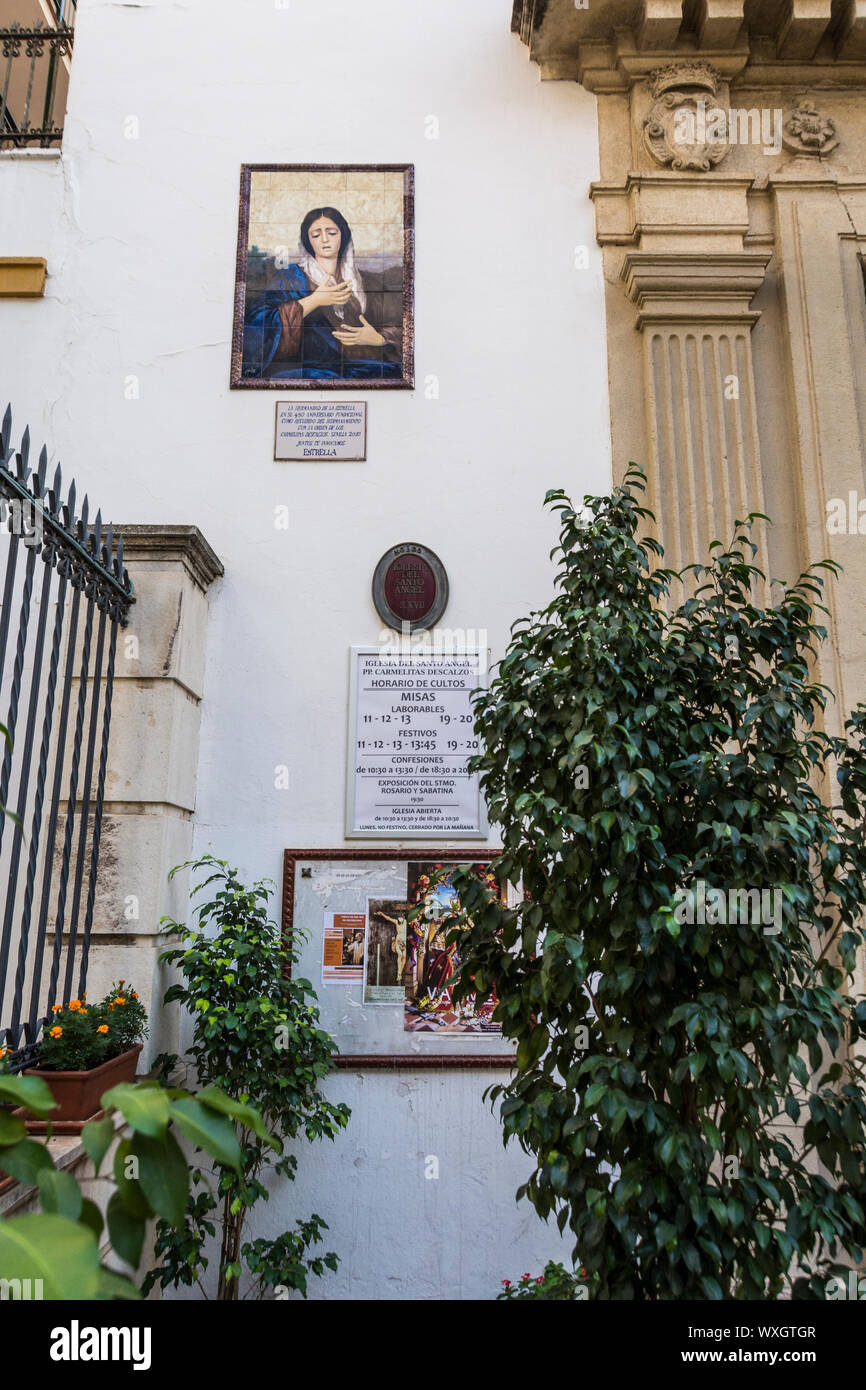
left=145, top=857, right=350, bottom=1300
left=450, top=467, right=866, bottom=1300
left=37, top=983, right=147, bottom=1072
left=498, top=1260, right=591, bottom=1300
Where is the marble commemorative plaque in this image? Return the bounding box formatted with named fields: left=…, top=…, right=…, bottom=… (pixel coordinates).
left=274, top=400, right=367, bottom=460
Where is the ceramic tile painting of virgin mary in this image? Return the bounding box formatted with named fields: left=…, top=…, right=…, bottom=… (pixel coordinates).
left=231, top=164, right=414, bottom=389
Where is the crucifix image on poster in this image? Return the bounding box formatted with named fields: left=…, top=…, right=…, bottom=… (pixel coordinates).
left=363, top=898, right=410, bottom=1004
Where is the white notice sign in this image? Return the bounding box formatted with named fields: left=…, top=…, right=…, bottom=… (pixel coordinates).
left=346, top=647, right=488, bottom=839
left=275, top=401, right=366, bottom=460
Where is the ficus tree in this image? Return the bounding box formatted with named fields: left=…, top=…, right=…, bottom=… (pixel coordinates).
left=449, top=466, right=866, bottom=1299
left=145, top=857, right=350, bottom=1300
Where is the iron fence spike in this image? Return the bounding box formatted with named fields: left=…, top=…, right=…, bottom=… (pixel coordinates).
left=17, top=426, right=31, bottom=480
left=35, top=445, right=48, bottom=492
left=64, top=478, right=76, bottom=529
left=50, top=462, right=62, bottom=514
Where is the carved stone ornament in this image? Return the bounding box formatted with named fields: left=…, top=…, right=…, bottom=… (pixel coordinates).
left=782, top=103, right=839, bottom=156
left=643, top=62, right=729, bottom=172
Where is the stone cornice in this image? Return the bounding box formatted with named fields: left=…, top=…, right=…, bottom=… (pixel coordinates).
left=114, top=524, right=224, bottom=592
left=591, top=171, right=754, bottom=244
left=512, top=1, right=866, bottom=89
left=621, top=248, right=772, bottom=326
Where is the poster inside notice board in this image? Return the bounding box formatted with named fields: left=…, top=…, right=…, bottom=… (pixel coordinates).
left=282, top=849, right=517, bottom=1065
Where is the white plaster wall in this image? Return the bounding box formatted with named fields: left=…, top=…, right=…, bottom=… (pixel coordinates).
left=0, top=0, right=610, bottom=1299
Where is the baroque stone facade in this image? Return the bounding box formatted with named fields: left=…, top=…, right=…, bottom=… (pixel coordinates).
left=513, top=0, right=866, bottom=1012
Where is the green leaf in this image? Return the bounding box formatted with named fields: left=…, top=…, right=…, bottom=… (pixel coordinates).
left=0, top=1214, right=101, bottom=1299
left=197, top=1089, right=281, bottom=1151
left=106, top=1190, right=146, bottom=1268
left=81, top=1115, right=116, bottom=1176
left=656, top=1221, right=678, bottom=1250
left=112, top=1139, right=150, bottom=1220
left=550, top=1154, right=569, bottom=1193
left=0, top=1074, right=57, bottom=1118
left=0, top=1137, right=54, bottom=1185
left=168, top=1098, right=242, bottom=1170
left=702, top=1117, right=722, bottom=1151
left=79, top=1197, right=104, bottom=1242
left=0, top=1110, right=26, bottom=1145
left=101, top=1082, right=170, bottom=1138
left=132, top=1130, right=189, bottom=1227
left=37, top=1167, right=83, bottom=1221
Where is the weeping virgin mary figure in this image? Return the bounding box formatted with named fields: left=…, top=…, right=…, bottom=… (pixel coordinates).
left=241, top=206, right=403, bottom=381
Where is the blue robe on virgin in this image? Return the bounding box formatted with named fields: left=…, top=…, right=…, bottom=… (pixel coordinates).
left=242, top=263, right=402, bottom=381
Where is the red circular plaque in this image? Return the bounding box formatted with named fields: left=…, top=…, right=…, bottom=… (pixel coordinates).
left=383, top=553, right=437, bottom=623
left=372, top=543, right=449, bottom=632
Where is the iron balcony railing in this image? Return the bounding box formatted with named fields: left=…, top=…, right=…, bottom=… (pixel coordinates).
left=0, top=405, right=133, bottom=1067
left=0, top=1, right=75, bottom=150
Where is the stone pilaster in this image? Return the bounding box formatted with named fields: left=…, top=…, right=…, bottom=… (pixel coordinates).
left=620, top=245, right=770, bottom=574
left=83, top=526, right=223, bottom=1065
left=767, top=171, right=866, bottom=737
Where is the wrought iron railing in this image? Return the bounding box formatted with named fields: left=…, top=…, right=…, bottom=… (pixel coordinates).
left=0, top=405, right=133, bottom=1067
left=0, top=3, right=75, bottom=150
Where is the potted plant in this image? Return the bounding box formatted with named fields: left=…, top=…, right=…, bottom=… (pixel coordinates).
left=19, top=981, right=147, bottom=1132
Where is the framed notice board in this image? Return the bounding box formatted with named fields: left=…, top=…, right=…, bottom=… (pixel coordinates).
left=282, top=849, right=516, bottom=1068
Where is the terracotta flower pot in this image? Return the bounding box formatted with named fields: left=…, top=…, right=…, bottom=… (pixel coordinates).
left=19, top=1043, right=143, bottom=1134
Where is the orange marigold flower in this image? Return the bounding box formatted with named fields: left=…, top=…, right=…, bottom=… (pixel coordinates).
left=51, top=1004, right=63, bottom=1012
left=69, top=1000, right=82, bottom=1011
left=49, top=1026, right=62, bottom=1038
left=97, top=1024, right=109, bottom=1035
left=115, top=997, right=126, bottom=1006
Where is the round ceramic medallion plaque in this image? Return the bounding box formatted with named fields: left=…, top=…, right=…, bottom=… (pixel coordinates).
left=371, top=543, right=449, bottom=632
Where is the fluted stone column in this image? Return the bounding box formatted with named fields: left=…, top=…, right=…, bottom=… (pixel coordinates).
left=620, top=248, right=771, bottom=575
